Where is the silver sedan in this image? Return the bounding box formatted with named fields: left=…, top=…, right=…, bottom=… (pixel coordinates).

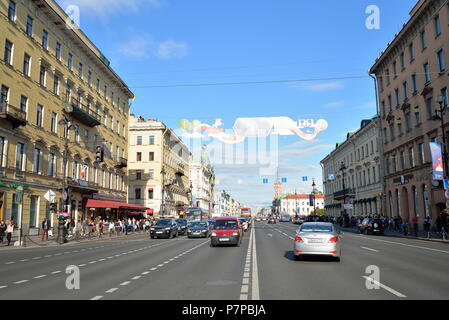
left=293, top=222, right=341, bottom=262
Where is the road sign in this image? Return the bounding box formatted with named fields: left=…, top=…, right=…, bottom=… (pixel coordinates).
left=44, top=190, right=56, bottom=203
left=302, top=176, right=308, bottom=181
left=444, top=179, right=449, bottom=190
left=445, top=189, right=449, bottom=200
left=281, top=178, right=287, bottom=183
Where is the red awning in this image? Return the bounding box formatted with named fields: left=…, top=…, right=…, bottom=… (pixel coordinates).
left=86, top=199, right=148, bottom=210
left=146, top=209, right=154, bottom=214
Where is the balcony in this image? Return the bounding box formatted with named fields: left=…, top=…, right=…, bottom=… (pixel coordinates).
left=0, top=102, right=27, bottom=129
left=333, top=188, right=356, bottom=201
left=115, top=157, right=127, bottom=169
left=65, top=97, right=101, bottom=127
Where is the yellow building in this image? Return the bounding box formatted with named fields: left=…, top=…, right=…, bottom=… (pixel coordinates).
left=0, top=0, right=133, bottom=236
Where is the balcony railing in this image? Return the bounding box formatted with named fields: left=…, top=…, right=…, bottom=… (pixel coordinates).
left=115, top=157, right=127, bottom=169
left=0, top=102, right=27, bottom=129
left=67, top=97, right=101, bottom=127
left=333, top=188, right=356, bottom=200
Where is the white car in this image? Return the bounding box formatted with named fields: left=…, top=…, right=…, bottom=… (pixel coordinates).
left=239, top=218, right=249, bottom=231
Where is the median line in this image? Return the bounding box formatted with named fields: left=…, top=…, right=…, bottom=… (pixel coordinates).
left=361, top=246, right=379, bottom=253
left=362, top=276, right=406, bottom=298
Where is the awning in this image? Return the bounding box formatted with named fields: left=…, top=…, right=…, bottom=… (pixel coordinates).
left=85, top=199, right=147, bottom=210
left=146, top=209, right=154, bottom=214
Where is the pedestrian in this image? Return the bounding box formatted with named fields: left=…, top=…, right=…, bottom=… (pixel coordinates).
left=109, top=220, right=115, bottom=237
left=98, top=219, right=104, bottom=239
left=6, top=220, right=14, bottom=246
left=411, top=215, right=418, bottom=237
left=41, top=218, right=51, bottom=241
left=0, top=220, right=6, bottom=245
left=423, top=215, right=431, bottom=236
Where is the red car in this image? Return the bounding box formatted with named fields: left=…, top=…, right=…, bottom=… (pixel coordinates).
left=210, top=217, right=243, bottom=247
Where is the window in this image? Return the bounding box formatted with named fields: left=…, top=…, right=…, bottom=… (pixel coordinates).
left=420, top=31, right=427, bottom=50
left=39, top=65, right=46, bottom=86
left=412, top=74, right=418, bottom=93
left=93, top=167, right=98, bottom=184
left=83, top=129, right=89, bottom=148
left=88, top=71, right=92, bottom=87
left=434, top=15, right=441, bottom=37
left=109, top=172, right=112, bottom=189
left=117, top=121, right=120, bottom=135
left=56, top=42, right=61, bottom=60
left=389, top=124, right=395, bottom=140
left=405, top=112, right=411, bottom=130
left=8, top=1, right=16, bottom=22
left=403, top=81, right=408, bottom=100
left=386, top=69, right=390, bottom=85
left=148, top=169, right=154, bottom=180
left=36, top=104, right=43, bottom=127
left=135, top=188, right=141, bottom=200
left=65, top=84, right=71, bottom=102
left=53, top=75, right=60, bottom=95
left=423, top=62, right=431, bottom=83
left=23, top=53, right=30, bottom=76
left=414, top=107, right=421, bottom=125
left=78, top=63, right=83, bottom=78
left=136, top=170, right=142, bottom=180
left=395, top=88, right=400, bottom=107
left=51, top=112, right=57, bottom=133
left=393, top=61, right=397, bottom=78
left=74, top=125, right=79, bottom=143
left=381, top=101, right=386, bottom=117
left=68, top=53, right=73, bottom=70
left=42, top=30, right=48, bottom=49
left=26, top=16, right=33, bottom=37
left=137, top=136, right=142, bottom=145
left=437, top=49, right=445, bottom=72
left=426, top=97, right=434, bottom=118
left=388, top=95, right=392, bottom=111
left=149, top=136, right=155, bottom=145
left=4, top=40, right=13, bottom=65
left=33, top=148, right=42, bottom=174
left=96, top=79, right=100, bottom=92
left=418, top=143, right=425, bottom=164
left=104, top=85, right=108, bottom=99
left=0, top=136, right=5, bottom=167
left=1, top=85, right=9, bottom=104
left=48, top=152, right=56, bottom=177
left=383, top=128, right=387, bottom=142
left=398, top=121, right=402, bottom=136
left=400, top=52, right=405, bottom=70
left=19, top=95, right=27, bottom=113
left=137, top=152, right=142, bottom=161
left=149, top=152, right=154, bottom=161
left=16, top=142, right=24, bottom=170
left=400, top=151, right=405, bottom=170
left=102, top=169, right=105, bottom=187
left=409, top=147, right=415, bottom=167
left=148, top=189, right=154, bottom=200
left=409, top=43, right=414, bottom=62
left=111, top=92, right=114, bottom=105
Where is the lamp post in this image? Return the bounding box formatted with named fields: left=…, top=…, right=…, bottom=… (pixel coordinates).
left=435, top=94, right=449, bottom=179
left=312, top=178, right=316, bottom=215
left=339, top=161, right=347, bottom=225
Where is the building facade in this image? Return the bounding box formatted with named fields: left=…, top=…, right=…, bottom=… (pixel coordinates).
left=370, top=0, right=449, bottom=225
left=213, top=189, right=229, bottom=217
left=189, top=158, right=215, bottom=213
left=321, top=118, right=383, bottom=217
left=0, top=0, right=132, bottom=235
left=280, top=194, right=325, bottom=216
left=128, top=115, right=191, bottom=217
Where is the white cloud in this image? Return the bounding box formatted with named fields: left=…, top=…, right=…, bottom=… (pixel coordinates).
left=119, top=36, right=152, bottom=58
left=155, top=40, right=189, bottom=59
left=324, top=101, right=345, bottom=108
left=302, top=82, right=344, bottom=92
left=57, top=0, right=161, bottom=17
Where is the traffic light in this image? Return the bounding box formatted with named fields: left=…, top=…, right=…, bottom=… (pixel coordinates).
left=95, top=145, right=104, bottom=163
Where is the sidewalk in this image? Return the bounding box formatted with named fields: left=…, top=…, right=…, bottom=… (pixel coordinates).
left=341, top=225, right=449, bottom=243
left=0, top=230, right=149, bottom=249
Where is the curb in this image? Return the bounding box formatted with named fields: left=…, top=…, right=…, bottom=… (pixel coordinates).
left=341, top=227, right=449, bottom=244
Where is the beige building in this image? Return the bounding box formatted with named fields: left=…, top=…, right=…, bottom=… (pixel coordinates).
left=321, top=118, right=383, bottom=217
left=370, top=0, right=449, bottom=225
left=128, top=115, right=191, bottom=218
left=0, top=0, right=133, bottom=235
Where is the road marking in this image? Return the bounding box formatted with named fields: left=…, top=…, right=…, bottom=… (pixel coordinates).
left=131, top=276, right=141, bottom=280
left=34, top=275, right=46, bottom=279
left=5, top=262, right=15, bottom=265
left=89, top=261, right=97, bottom=264
left=242, top=278, right=249, bottom=285
left=241, top=285, right=249, bottom=293
left=14, top=280, right=28, bottom=284
left=120, top=281, right=131, bottom=286
left=354, top=234, right=449, bottom=254
left=142, top=271, right=150, bottom=275
left=252, top=226, right=260, bottom=300
left=78, top=264, right=86, bottom=267
left=150, top=267, right=157, bottom=271
left=362, top=276, right=407, bottom=298
left=51, top=271, right=61, bottom=274
left=267, top=234, right=272, bottom=237
left=106, top=288, right=118, bottom=293
left=20, top=259, right=29, bottom=262
left=90, top=296, right=103, bottom=300
left=98, top=258, right=106, bottom=261
left=361, top=246, right=379, bottom=252
left=157, top=264, right=164, bottom=267
left=240, top=294, right=248, bottom=300
left=0, top=286, right=7, bottom=289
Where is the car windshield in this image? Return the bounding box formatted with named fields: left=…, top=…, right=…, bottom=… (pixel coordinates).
left=214, top=220, right=239, bottom=230
left=176, top=219, right=187, bottom=224
left=155, top=220, right=171, bottom=226
left=299, top=224, right=333, bottom=232
left=189, top=221, right=208, bottom=227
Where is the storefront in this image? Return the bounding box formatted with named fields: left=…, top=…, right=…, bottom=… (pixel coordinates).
left=85, top=199, right=147, bottom=221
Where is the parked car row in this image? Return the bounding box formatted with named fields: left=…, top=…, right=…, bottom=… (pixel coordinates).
left=150, top=218, right=216, bottom=239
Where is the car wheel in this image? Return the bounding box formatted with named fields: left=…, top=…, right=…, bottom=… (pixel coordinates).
left=334, top=257, right=341, bottom=262
left=150, top=236, right=154, bottom=239
left=210, top=242, right=215, bottom=247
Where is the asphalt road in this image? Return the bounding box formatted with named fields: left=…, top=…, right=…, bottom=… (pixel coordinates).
left=0, top=221, right=448, bottom=300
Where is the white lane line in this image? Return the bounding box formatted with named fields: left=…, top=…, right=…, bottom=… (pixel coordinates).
left=89, top=261, right=97, bottom=264
left=362, top=276, right=407, bottom=298
left=240, top=294, right=248, bottom=300
left=78, top=264, right=87, bottom=267
left=5, top=262, right=15, bottom=265
left=157, top=264, right=164, bottom=267
left=252, top=226, right=260, bottom=300
left=243, top=272, right=250, bottom=278
left=120, top=281, right=131, bottom=286
left=131, top=276, right=141, bottom=280
left=241, top=285, right=249, bottom=293
left=20, top=259, right=29, bottom=262
left=0, top=286, right=7, bottom=289
left=142, top=271, right=150, bottom=275
left=354, top=234, right=449, bottom=254
left=361, top=246, right=380, bottom=253
left=14, top=280, right=28, bottom=284
left=51, top=271, right=61, bottom=274
left=34, top=275, right=46, bottom=279
left=106, top=288, right=118, bottom=293
left=242, top=278, right=249, bottom=285
left=150, top=268, right=157, bottom=271
left=98, top=258, right=106, bottom=261
left=90, top=296, right=103, bottom=300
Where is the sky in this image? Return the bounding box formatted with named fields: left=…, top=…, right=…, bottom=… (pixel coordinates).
left=56, top=0, right=417, bottom=211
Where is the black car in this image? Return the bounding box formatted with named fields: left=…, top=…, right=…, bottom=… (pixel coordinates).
left=176, top=219, right=188, bottom=235
left=187, top=221, right=211, bottom=238
left=268, top=216, right=276, bottom=224
left=359, top=218, right=384, bottom=235
left=150, top=219, right=178, bottom=239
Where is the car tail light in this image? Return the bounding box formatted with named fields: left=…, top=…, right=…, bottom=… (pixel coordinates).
left=294, top=236, right=303, bottom=242
left=211, top=232, right=217, bottom=236
left=329, top=251, right=337, bottom=254
left=329, top=237, right=338, bottom=243
left=232, top=232, right=238, bottom=236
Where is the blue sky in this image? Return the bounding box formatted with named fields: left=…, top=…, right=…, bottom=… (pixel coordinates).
left=56, top=0, right=416, bottom=210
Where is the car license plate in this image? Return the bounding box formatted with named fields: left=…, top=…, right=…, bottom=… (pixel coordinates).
left=219, top=238, right=229, bottom=242
left=156, top=231, right=163, bottom=234
left=309, top=239, right=323, bottom=243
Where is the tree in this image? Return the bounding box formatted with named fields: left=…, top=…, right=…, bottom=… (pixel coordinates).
left=315, top=208, right=326, bottom=216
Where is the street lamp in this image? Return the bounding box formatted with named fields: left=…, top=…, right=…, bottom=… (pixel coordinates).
left=339, top=161, right=347, bottom=225
left=434, top=94, right=449, bottom=179
left=312, top=178, right=316, bottom=215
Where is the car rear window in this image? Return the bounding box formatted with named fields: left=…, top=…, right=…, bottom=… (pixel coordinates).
left=299, top=224, right=333, bottom=232
left=214, top=220, right=239, bottom=230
